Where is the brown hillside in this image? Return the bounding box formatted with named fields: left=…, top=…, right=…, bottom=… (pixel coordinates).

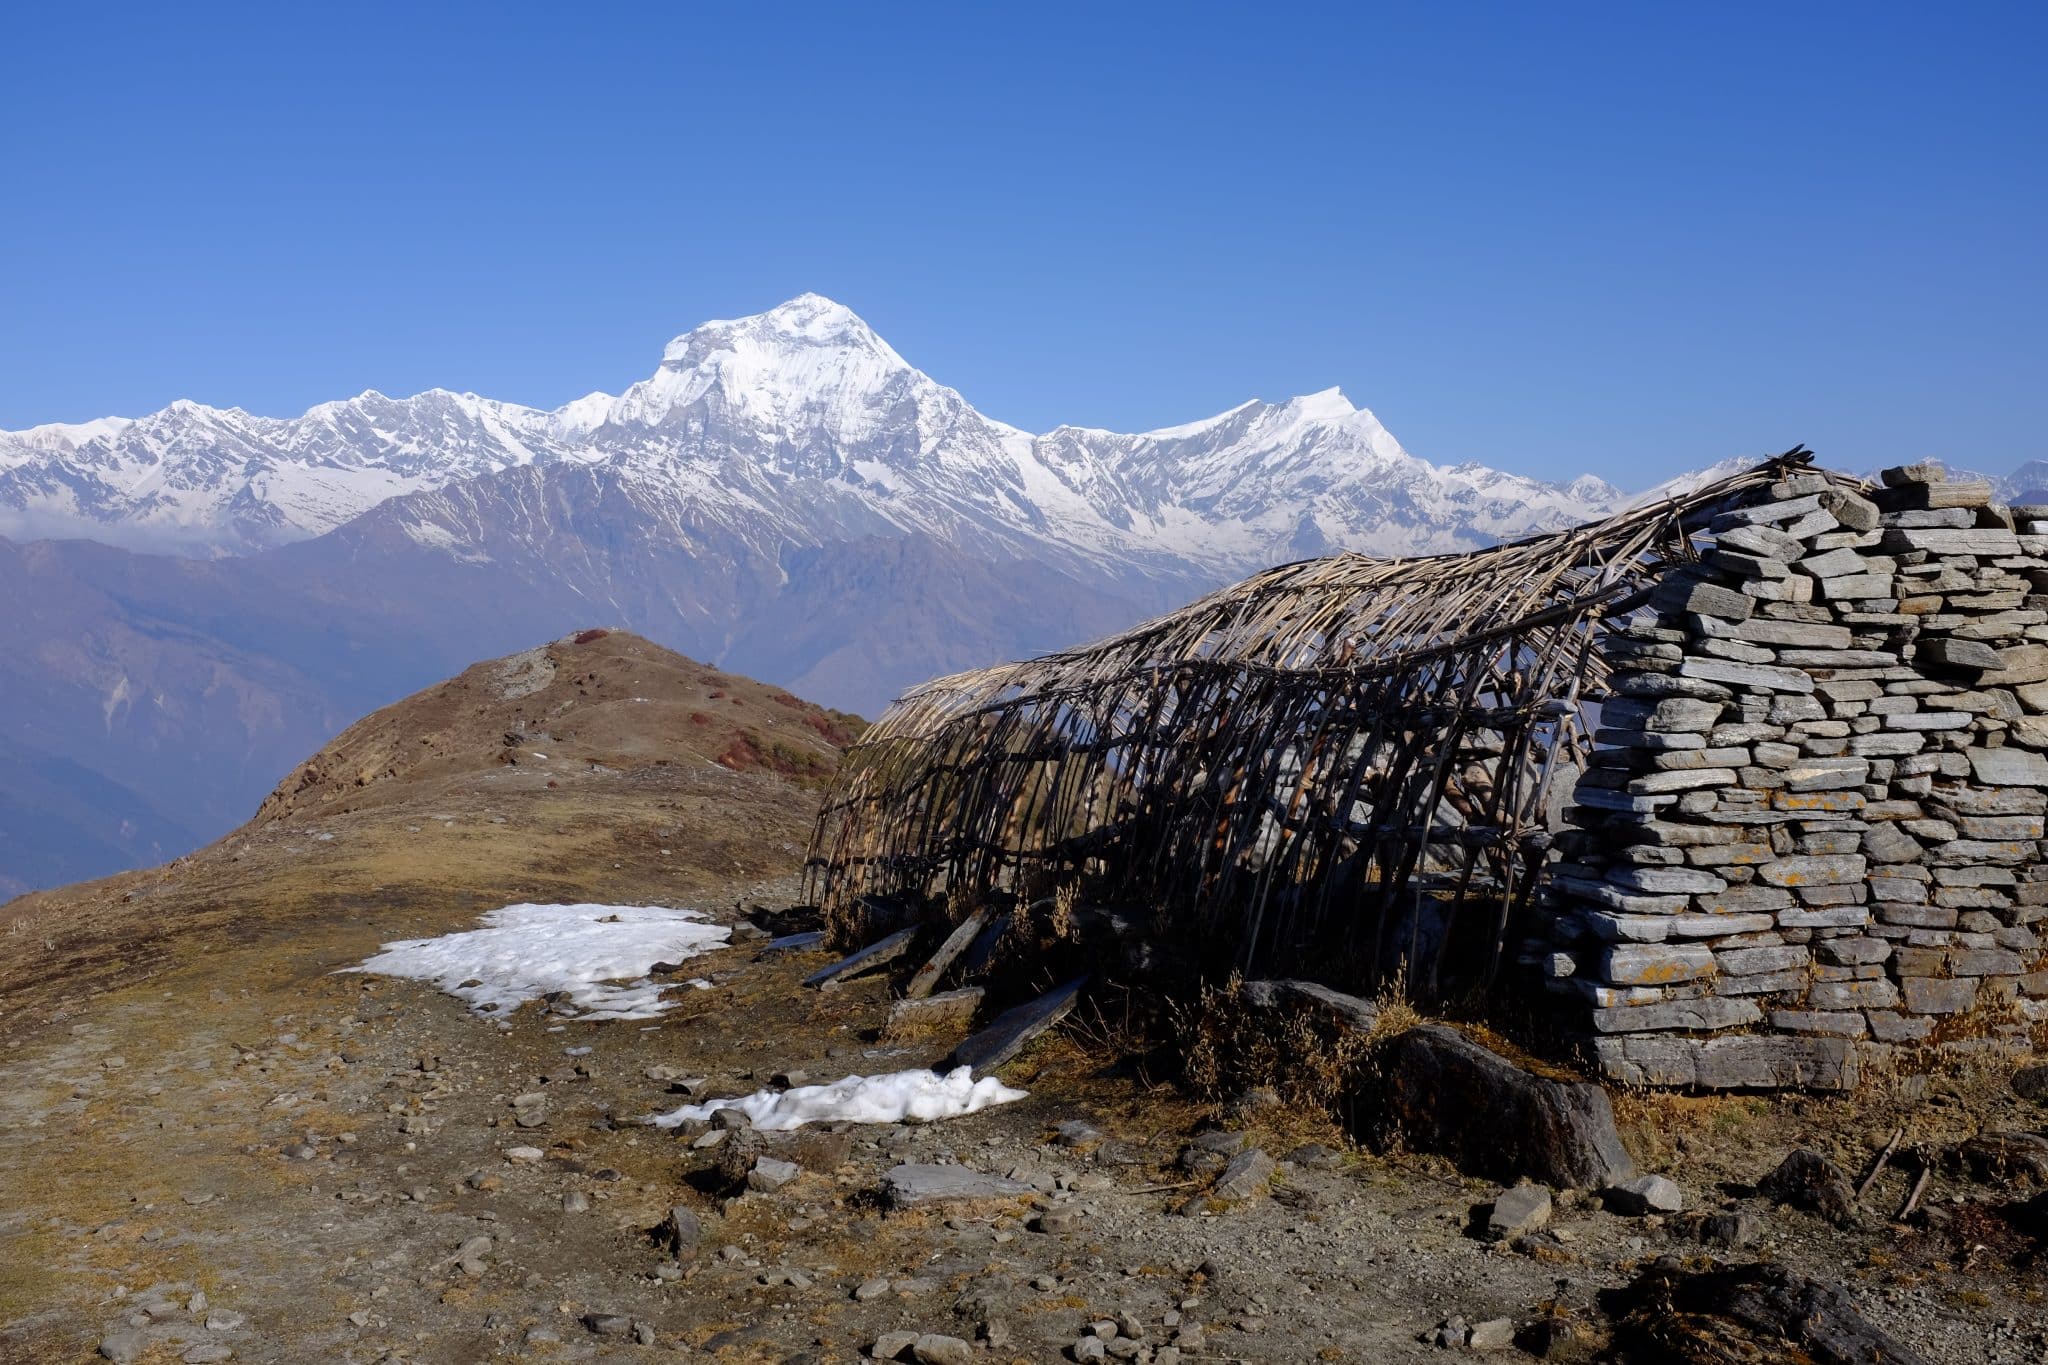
left=0, top=630, right=862, bottom=1016
left=257, top=627, right=864, bottom=824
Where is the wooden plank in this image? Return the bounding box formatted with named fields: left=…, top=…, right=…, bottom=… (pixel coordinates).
left=902, top=909, right=989, bottom=999
left=945, top=976, right=1087, bottom=1075
left=800, top=925, right=918, bottom=991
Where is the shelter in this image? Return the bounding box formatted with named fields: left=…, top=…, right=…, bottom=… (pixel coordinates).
left=806, top=450, right=1820, bottom=997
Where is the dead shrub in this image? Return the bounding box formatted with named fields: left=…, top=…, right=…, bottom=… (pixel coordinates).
left=1170, top=974, right=1370, bottom=1114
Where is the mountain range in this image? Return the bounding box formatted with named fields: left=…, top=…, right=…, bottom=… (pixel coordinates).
left=1, top=294, right=2029, bottom=897
left=3, top=294, right=1637, bottom=570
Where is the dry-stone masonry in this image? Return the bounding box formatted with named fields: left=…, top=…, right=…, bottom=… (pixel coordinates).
left=1537, top=462, right=2048, bottom=1089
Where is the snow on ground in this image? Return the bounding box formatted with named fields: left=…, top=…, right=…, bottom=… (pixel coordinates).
left=348, top=903, right=730, bottom=1021
left=647, top=1066, right=1027, bottom=1131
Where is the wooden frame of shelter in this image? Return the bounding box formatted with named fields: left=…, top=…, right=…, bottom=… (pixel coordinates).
left=806, top=450, right=1817, bottom=997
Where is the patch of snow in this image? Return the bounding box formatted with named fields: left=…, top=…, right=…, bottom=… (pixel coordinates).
left=646, top=1065, right=1027, bottom=1131
left=346, top=903, right=729, bottom=1021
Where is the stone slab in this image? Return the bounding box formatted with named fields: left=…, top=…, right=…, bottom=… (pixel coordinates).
left=945, top=976, right=1087, bottom=1074
left=802, top=925, right=920, bottom=991
left=1593, top=1034, right=1859, bottom=1090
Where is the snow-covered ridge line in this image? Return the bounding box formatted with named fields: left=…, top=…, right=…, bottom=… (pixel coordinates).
left=0, top=292, right=1633, bottom=567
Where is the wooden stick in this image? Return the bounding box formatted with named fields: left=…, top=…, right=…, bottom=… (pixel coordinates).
left=1855, top=1126, right=1904, bottom=1204
left=1896, top=1153, right=1932, bottom=1222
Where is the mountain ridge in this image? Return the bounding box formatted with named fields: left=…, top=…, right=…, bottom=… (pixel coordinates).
left=0, top=294, right=1630, bottom=571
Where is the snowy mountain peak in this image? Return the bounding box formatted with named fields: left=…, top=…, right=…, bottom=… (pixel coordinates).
left=657, top=293, right=899, bottom=370
left=584, top=295, right=971, bottom=453
left=1287, top=386, right=1357, bottom=421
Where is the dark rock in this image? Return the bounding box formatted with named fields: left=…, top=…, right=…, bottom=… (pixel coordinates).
left=1756, top=1148, right=1858, bottom=1226
left=2011, top=1063, right=2048, bottom=1103
left=1608, top=1258, right=1932, bottom=1365
left=1370, top=1025, right=1636, bottom=1188
left=1697, top=1210, right=1760, bottom=1249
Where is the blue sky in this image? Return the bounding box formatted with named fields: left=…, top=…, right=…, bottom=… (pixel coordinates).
left=2, top=1, right=2041, bottom=485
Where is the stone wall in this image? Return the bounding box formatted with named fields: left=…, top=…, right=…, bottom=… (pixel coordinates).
left=1538, top=463, right=2048, bottom=1089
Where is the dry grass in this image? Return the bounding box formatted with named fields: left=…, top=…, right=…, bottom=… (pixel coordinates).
left=1172, top=974, right=1371, bottom=1114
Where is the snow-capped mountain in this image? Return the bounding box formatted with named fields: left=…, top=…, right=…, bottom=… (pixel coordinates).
left=0, top=294, right=1627, bottom=568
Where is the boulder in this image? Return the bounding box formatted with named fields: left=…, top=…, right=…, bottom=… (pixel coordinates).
left=1606, top=1173, right=1685, bottom=1215
left=1756, top=1148, right=1857, bottom=1226
left=659, top=1205, right=702, bottom=1258
left=1611, top=1258, right=1932, bottom=1365
left=1370, top=1025, right=1635, bottom=1188
left=1484, top=1183, right=1553, bottom=1241
left=1211, top=1147, right=1276, bottom=1201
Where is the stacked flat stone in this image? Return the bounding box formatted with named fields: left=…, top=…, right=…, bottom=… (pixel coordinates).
left=1536, top=462, right=2048, bottom=1090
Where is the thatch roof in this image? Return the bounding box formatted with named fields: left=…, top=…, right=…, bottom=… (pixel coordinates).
left=807, top=448, right=1824, bottom=994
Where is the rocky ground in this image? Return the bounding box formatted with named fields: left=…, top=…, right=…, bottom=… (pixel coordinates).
left=3, top=635, right=2046, bottom=1364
